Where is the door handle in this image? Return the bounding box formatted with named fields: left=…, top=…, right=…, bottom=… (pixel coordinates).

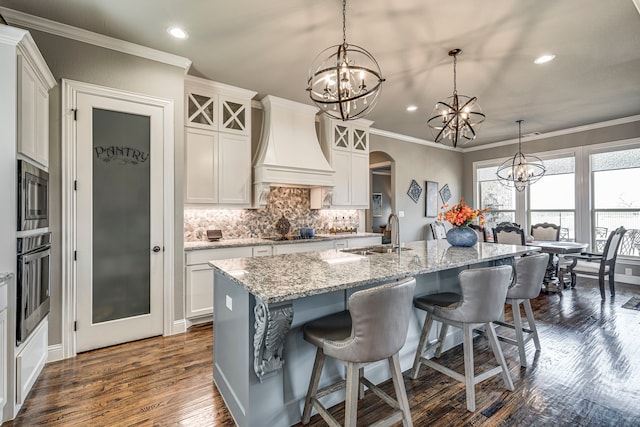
left=152, top=246, right=161, bottom=253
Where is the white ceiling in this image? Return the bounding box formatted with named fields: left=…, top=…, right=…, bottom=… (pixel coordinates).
left=1, top=0, right=640, bottom=145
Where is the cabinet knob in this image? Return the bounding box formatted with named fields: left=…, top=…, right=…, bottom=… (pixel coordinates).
left=152, top=246, right=161, bottom=253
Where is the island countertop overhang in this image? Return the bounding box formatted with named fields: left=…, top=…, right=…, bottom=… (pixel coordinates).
left=209, top=240, right=539, bottom=304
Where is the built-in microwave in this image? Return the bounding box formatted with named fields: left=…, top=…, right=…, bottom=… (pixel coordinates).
left=18, top=160, right=49, bottom=231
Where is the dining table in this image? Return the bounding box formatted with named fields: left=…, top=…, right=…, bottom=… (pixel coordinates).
left=527, top=240, right=588, bottom=293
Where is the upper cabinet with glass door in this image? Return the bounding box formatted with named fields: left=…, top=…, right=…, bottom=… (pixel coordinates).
left=185, top=76, right=255, bottom=136
left=318, top=117, right=373, bottom=208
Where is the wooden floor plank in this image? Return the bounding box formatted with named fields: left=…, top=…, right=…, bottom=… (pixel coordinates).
left=5, top=279, right=640, bottom=426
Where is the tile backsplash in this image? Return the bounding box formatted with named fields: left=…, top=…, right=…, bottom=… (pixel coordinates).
left=184, top=187, right=360, bottom=241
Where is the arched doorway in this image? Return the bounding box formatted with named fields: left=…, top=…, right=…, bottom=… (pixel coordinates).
left=368, top=151, right=395, bottom=237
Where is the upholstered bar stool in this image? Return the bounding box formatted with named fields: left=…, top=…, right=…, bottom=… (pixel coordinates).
left=301, top=277, right=416, bottom=427
left=494, top=253, right=548, bottom=367
left=410, top=266, right=514, bottom=412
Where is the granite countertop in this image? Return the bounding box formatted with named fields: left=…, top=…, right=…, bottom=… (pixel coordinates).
left=210, top=240, right=538, bottom=304
left=0, top=272, right=14, bottom=284
left=184, top=232, right=382, bottom=251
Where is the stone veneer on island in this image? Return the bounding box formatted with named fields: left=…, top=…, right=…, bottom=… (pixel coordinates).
left=209, top=240, right=539, bottom=427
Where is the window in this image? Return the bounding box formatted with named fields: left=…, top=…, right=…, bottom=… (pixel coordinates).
left=591, top=148, right=640, bottom=257
left=477, top=166, right=516, bottom=229
left=528, top=156, right=575, bottom=241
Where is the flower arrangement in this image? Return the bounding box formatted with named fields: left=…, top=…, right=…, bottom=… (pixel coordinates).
left=438, top=199, right=487, bottom=227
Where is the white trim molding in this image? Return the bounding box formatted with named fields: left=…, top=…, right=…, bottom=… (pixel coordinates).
left=462, top=115, right=640, bottom=153
left=61, top=79, right=176, bottom=359
left=0, top=6, right=192, bottom=72
left=47, top=344, right=64, bottom=363
left=369, top=127, right=462, bottom=152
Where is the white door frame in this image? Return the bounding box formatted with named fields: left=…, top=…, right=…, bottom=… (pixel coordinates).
left=61, top=79, right=175, bottom=359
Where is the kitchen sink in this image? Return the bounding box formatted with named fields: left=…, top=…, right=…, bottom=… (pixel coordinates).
left=340, top=245, right=412, bottom=255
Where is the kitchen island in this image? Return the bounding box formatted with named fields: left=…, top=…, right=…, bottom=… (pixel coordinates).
left=209, top=240, right=537, bottom=427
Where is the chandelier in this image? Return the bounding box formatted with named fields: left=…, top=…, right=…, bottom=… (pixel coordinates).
left=496, top=120, right=546, bottom=192
left=306, top=0, right=384, bottom=121
left=427, top=49, right=485, bottom=148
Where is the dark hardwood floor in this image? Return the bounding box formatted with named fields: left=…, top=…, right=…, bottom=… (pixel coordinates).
left=6, top=278, right=640, bottom=426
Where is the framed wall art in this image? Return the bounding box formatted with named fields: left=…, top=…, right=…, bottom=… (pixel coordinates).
left=425, top=181, right=438, bottom=217
left=439, top=183, right=451, bottom=204
left=407, top=179, right=422, bottom=203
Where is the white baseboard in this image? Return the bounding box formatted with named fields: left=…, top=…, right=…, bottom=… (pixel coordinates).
left=575, top=273, right=640, bottom=286
left=47, top=343, right=64, bottom=363
left=171, top=319, right=187, bottom=335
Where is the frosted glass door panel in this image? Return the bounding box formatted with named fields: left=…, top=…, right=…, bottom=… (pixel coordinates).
left=92, top=108, right=150, bottom=323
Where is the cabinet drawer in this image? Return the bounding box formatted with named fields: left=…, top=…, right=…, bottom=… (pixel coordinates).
left=348, top=236, right=382, bottom=248
left=252, top=246, right=273, bottom=257
left=186, top=246, right=253, bottom=265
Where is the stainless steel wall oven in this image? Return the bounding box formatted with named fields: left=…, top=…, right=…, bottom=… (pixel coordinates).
left=18, top=160, right=49, bottom=231
left=17, top=232, right=51, bottom=344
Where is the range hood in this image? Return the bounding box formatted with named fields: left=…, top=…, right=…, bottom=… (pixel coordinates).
left=253, top=95, right=335, bottom=206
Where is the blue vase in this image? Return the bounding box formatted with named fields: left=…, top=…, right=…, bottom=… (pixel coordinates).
left=446, top=225, right=478, bottom=247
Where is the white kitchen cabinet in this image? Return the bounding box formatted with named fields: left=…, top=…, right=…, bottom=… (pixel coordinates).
left=185, top=247, right=253, bottom=319
left=184, top=76, right=256, bottom=206
left=17, top=53, right=50, bottom=168
left=347, top=236, right=382, bottom=248
left=0, top=277, right=8, bottom=419
left=185, top=75, right=255, bottom=136
left=317, top=118, right=373, bottom=208
left=184, top=128, right=251, bottom=205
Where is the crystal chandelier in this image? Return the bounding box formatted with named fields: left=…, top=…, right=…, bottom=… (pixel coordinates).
left=496, top=120, right=546, bottom=192
left=427, top=49, right=485, bottom=148
left=306, top=0, right=384, bottom=121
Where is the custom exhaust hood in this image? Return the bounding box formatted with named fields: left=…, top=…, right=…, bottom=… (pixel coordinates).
left=253, top=95, right=335, bottom=206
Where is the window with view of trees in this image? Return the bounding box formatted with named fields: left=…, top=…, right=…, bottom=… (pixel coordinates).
left=591, top=148, right=640, bottom=256
left=477, top=166, right=516, bottom=230
left=528, top=156, right=575, bottom=241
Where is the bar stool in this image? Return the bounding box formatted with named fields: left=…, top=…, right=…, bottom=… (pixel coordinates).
left=494, top=252, right=548, bottom=367
left=301, top=277, right=416, bottom=427
left=410, top=265, right=514, bottom=412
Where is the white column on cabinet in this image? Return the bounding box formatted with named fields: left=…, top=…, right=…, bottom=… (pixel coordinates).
left=18, top=56, right=38, bottom=162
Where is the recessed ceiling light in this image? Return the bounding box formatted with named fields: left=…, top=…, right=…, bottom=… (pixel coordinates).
left=406, top=105, right=418, bottom=112
left=167, top=27, right=188, bottom=39
left=534, top=54, right=556, bottom=65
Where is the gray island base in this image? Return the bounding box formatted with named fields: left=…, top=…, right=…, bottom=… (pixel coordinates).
left=210, top=240, right=538, bottom=427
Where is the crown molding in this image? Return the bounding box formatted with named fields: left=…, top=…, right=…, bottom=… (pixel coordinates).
left=0, top=7, right=192, bottom=72
left=462, top=115, right=640, bottom=153
left=368, top=127, right=462, bottom=152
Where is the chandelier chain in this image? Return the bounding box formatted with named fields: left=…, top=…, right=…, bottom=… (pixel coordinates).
left=453, top=53, right=457, bottom=95
left=342, top=0, right=347, bottom=47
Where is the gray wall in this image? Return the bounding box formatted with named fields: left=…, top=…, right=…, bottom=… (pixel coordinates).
left=26, top=29, right=185, bottom=346
left=370, top=135, right=464, bottom=242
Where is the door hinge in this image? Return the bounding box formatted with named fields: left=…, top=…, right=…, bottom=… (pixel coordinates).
left=74, top=180, right=77, bottom=191
left=73, top=109, right=77, bottom=121
left=74, top=250, right=77, bottom=261
left=74, top=321, right=77, bottom=331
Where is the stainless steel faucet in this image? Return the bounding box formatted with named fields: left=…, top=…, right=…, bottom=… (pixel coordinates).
left=388, top=213, right=400, bottom=249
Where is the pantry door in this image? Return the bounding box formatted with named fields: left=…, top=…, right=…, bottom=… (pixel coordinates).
left=75, top=92, right=164, bottom=352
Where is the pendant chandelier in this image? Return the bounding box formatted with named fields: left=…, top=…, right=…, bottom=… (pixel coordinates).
left=306, top=0, right=384, bottom=121
left=496, top=120, right=546, bottom=192
left=427, top=49, right=485, bottom=148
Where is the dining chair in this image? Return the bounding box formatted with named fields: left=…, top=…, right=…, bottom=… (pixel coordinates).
left=530, top=222, right=560, bottom=241
left=561, top=226, right=626, bottom=299
left=493, top=225, right=526, bottom=245
left=430, top=221, right=449, bottom=239
left=595, top=226, right=608, bottom=252
left=619, top=229, right=638, bottom=256
left=468, top=224, right=487, bottom=242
